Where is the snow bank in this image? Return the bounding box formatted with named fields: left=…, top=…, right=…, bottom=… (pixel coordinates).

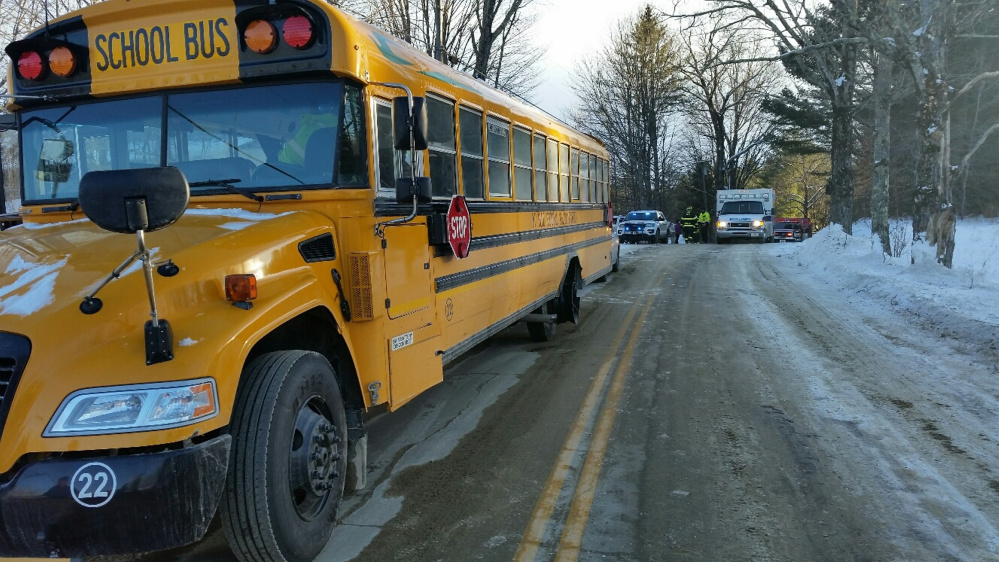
left=768, top=218, right=999, bottom=357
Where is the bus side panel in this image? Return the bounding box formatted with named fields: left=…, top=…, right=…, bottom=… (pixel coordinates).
left=388, top=323, right=443, bottom=408
left=437, top=256, right=565, bottom=353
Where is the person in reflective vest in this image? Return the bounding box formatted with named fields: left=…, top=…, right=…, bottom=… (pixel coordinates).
left=680, top=207, right=699, bottom=243
left=697, top=210, right=711, bottom=243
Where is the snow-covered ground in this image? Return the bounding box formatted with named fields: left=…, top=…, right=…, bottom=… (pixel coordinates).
left=768, top=218, right=999, bottom=357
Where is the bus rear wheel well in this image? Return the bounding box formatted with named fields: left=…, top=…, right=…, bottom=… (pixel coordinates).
left=246, top=307, right=364, bottom=413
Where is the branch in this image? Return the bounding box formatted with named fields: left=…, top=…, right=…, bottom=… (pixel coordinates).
left=951, top=70, right=999, bottom=103
left=957, top=122, right=999, bottom=174
left=711, top=36, right=868, bottom=68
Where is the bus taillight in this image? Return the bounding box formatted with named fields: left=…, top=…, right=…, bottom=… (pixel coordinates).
left=17, top=51, right=45, bottom=80
left=282, top=16, right=314, bottom=49
left=48, top=47, right=77, bottom=78
left=244, top=20, right=278, bottom=54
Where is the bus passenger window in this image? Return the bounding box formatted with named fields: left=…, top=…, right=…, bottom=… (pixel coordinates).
left=487, top=118, right=511, bottom=197
left=534, top=134, right=546, bottom=202
left=427, top=94, right=457, bottom=198
left=375, top=102, right=396, bottom=193
left=513, top=127, right=532, bottom=201
left=596, top=157, right=604, bottom=203
left=580, top=152, right=590, bottom=202
left=589, top=154, right=597, bottom=202
left=570, top=148, right=579, bottom=200
left=337, top=85, right=368, bottom=187
left=459, top=107, right=484, bottom=199
left=559, top=143, right=569, bottom=202
left=547, top=139, right=558, bottom=202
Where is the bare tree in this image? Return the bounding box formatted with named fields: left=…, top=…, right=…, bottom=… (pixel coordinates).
left=350, top=0, right=539, bottom=96
left=672, top=0, right=864, bottom=233
left=770, top=152, right=831, bottom=228
left=573, top=5, right=684, bottom=211
left=679, top=15, right=779, bottom=194
left=874, top=0, right=999, bottom=267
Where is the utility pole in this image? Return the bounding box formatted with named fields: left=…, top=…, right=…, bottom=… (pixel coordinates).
left=433, top=0, right=443, bottom=63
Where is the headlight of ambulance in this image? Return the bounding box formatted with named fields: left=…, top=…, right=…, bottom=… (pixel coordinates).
left=44, top=378, right=218, bottom=436
left=753, top=220, right=763, bottom=228
left=717, top=221, right=728, bottom=229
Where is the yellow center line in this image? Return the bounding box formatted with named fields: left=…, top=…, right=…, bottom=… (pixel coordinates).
left=514, top=272, right=664, bottom=562
left=554, top=275, right=660, bottom=561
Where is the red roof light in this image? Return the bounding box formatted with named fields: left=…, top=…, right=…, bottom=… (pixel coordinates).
left=282, top=16, right=314, bottom=49
left=17, top=51, right=45, bottom=80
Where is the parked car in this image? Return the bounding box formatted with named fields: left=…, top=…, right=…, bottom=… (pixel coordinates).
left=774, top=220, right=804, bottom=242
left=617, top=210, right=669, bottom=244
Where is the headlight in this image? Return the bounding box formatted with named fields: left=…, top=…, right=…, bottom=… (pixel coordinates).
left=717, top=221, right=728, bottom=229
left=753, top=220, right=763, bottom=228
left=45, top=378, right=219, bottom=436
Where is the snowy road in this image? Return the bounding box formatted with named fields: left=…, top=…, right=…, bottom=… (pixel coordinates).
left=106, top=228, right=999, bottom=561
left=327, top=239, right=999, bottom=560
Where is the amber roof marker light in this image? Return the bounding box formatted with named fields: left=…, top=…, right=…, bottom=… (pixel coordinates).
left=244, top=20, right=278, bottom=54
left=48, top=46, right=77, bottom=78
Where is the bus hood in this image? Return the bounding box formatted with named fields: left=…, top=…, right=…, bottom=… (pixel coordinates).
left=0, top=209, right=330, bottom=329
left=0, top=209, right=333, bottom=356
left=0, top=208, right=341, bottom=470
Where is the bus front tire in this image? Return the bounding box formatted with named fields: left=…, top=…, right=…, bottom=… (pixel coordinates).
left=222, top=351, right=347, bottom=562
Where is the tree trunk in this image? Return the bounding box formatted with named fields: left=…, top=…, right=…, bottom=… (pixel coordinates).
left=871, top=51, right=891, bottom=255
left=918, top=0, right=957, bottom=268
left=825, top=38, right=856, bottom=234
left=827, top=99, right=854, bottom=233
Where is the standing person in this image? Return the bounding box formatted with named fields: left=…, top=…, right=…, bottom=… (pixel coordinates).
left=673, top=219, right=682, bottom=244
left=697, top=209, right=711, bottom=243
left=680, top=207, right=699, bottom=243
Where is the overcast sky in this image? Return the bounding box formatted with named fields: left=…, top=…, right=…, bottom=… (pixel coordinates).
left=529, top=0, right=668, bottom=120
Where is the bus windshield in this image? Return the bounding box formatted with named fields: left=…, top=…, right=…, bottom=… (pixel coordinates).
left=720, top=201, right=764, bottom=215
left=19, top=82, right=346, bottom=203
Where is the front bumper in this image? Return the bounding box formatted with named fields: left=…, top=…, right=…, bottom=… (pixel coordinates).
left=0, top=434, right=230, bottom=558
left=716, top=230, right=764, bottom=239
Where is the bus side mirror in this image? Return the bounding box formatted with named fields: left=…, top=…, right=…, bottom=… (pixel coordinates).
left=395, top=176, right=432, bottom=204
left=36, top=138, right=75, bottom=183
left=79, top=167, right=190, bottom=234
left=392, top=96, right=428, bottom=151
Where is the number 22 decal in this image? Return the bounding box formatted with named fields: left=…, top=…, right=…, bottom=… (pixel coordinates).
left=71, top=462, right=118, bottom=508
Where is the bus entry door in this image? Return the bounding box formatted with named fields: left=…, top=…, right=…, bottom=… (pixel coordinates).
left=382, top=223, right=442, bottom=406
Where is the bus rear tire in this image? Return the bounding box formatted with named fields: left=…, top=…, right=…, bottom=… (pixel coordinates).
left=557, top=265, right=582, bottom=324
left=527, top=301, right=557, bottom=342
left=222, top=351, right=347, bottom=562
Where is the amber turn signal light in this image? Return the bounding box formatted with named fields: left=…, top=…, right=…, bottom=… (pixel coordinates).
left=225, top=274, right=258, bottom=302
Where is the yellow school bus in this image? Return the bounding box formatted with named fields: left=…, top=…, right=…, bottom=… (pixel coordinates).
left=0, top=0, right=615, bottom=559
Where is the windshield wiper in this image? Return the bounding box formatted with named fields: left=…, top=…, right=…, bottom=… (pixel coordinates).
left=188, top=178, right=263, bottom=203
left=41, top=199, right=80, bottom=213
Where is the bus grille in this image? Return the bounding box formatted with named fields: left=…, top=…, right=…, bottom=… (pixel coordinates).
left=348, top=253, right=374, bottom=321
left=0, top=333, right=31, bottom=441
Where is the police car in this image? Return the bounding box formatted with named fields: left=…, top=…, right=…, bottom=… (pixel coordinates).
left=616, top=210, right=669, bottom=244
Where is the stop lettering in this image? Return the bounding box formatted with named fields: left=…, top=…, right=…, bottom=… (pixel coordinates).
left=446, top=195, right=471, bottom=259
